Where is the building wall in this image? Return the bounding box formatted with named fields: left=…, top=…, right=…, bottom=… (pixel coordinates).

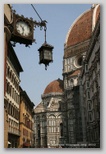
left=34, top=93, right=66, bottom=148
left=4, top=4, right=13, bottom=148
left=19, top=89, right=35, bottom=148
left=5, top=45, right=22, bottom=148
left=62, top=5, right=100, bottom=147
left=4, top=5, right=23, bottom=148
left=4, top=107, right=8, bottom=148
left=63, top=42, right=88, bottom=145
left=81, top=16, right=100, bottom=147
left=4, top=31, right=9, bottom=148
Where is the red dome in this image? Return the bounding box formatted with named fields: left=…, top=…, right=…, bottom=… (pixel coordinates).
left=43, top=79, right=64, bottom=95
left=65, top=5, right=100, bottom=48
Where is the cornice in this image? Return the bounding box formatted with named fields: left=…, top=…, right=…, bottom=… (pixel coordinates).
left=64, top=39, right=90, bottom=59
left=41, top=92, right=63, bottom=99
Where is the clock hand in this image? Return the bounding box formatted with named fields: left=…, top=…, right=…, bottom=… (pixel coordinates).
left=21, top=26, right=25, bottom=35
left=20, top=25, right=24, bottom=31
left=22, top=26, right=24, bottom=31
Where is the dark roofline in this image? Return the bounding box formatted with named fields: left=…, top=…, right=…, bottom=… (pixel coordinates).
left=20, top=87, right=35, bottom=108
left=85, top=14, right=100, bottom=61
left=8, top=42, right=23, bottom=72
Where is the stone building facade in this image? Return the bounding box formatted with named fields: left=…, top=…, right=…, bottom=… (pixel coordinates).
left=4, top=4, right=23, bottom=148
left=4, top=4, right=13, bottom=148
left=34, top=4, right=100, bottom=148
left=19, top=87, right=35, bottom=148
left=80, top=14, right=100, bottom=147
left=34, top=79, right=66, bottom=148
left=63, top=4, right=100, bottom=147
left=4, top=42, right=23, bottom=148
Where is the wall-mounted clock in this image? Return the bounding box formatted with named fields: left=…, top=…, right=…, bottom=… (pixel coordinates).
left=16, top=20, right=31, bottom=37
left=11, top=13, right=34, bottom=45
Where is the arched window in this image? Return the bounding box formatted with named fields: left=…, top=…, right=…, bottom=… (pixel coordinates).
left=49, top=115, right=55, bottom=119
left=87, top=91, right=90, bottom=99
left=42, top=115, right=46, bottom=127
left=7, top=82, right=9, bottom=94
left=89, top=111, right=94, bottom=122
left=8, top=103, right=10, bottom=114
left=48, top=115, right=55, bottom=126
left=60, top=123, right=63, bottom=137
left=57, top=114, right=62, bottom=119
left=88, top=100, right=92, bottom=111
left=36, top=116, right=40, bottom=121
left=38, top=124, right=40, bottom=138
left=70, top=78, right=74, bottom=87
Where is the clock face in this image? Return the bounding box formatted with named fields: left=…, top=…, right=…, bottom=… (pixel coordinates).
left=16, top=20, right=31, bottom=37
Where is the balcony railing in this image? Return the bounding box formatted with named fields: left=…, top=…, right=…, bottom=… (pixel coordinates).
left=8, top=127, right=20, bottom=136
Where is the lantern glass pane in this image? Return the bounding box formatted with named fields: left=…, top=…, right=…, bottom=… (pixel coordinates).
left=44, top=50, right=52, bottom=60
left=40, top=51, right=44, bottom=61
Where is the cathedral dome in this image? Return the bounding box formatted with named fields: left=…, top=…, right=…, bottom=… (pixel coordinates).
left=43, top=78, right=64, bottom=95
left=65, top=4, right=100, bottom=48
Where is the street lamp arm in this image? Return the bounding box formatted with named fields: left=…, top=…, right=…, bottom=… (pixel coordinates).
left=31, top=4, right=47, bottom=30
left=31, top=4, right=43, bottom=22
left=33, top=20, right=47, bottom=30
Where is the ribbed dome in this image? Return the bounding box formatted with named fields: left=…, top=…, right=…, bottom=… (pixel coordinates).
left=43, top=79, right=64, bottom=95
left=65, top=4, right=100, bottom=48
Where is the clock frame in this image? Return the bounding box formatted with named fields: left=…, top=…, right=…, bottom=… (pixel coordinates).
left=11, top=13, right=34, bottom=45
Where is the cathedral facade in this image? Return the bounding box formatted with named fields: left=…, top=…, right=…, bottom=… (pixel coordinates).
left=34, top=4, right=100, bottom=148
left=34, top=79, right=65, bottom=148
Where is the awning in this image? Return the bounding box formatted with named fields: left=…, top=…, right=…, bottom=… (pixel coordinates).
left=8, top=141, right=11, bottom=144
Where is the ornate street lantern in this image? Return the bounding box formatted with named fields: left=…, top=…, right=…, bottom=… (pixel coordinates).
left=38, top=42, right=54, bottom=70
left=38, top=27, right=54, bottom=70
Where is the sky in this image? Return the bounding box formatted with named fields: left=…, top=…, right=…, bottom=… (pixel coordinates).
left=11, top=4, right=92, bottom=107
